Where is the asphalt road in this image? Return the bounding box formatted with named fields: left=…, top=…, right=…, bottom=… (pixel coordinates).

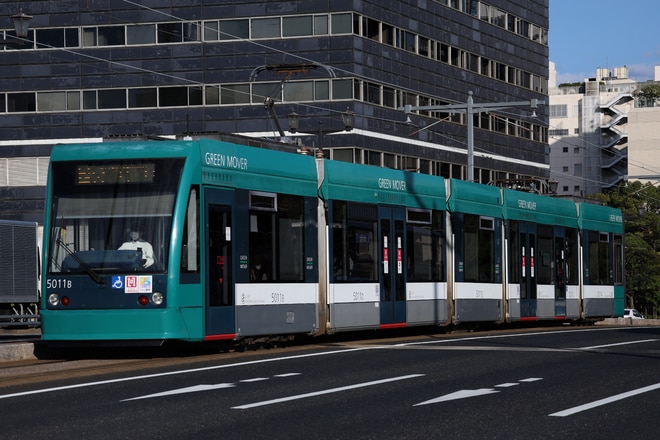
left=0, top=326, right=659, bottom=439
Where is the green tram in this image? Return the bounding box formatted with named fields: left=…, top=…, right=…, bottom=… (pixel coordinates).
left=41, top=138, right=624, bottom=344
left=578, top=203, right=625, bottom=318
left=502, top=188, right=581, bottom=322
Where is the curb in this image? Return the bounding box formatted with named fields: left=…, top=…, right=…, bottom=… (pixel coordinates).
left=0, top=342, right=38, bottom=362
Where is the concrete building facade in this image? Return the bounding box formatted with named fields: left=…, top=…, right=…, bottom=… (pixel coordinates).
left=1, top=1, right=550, bottom=222
left=549, top=64, right=638, bottom=197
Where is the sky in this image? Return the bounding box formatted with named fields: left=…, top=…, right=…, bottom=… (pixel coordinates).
left=549, top=0, right=660, bottom=84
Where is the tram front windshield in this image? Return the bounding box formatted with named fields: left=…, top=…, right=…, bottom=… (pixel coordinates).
left=47, top=159, right=184, bottom=275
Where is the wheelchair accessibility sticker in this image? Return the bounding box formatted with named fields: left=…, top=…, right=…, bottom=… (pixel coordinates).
left=111, top=275, right=153, bottom=293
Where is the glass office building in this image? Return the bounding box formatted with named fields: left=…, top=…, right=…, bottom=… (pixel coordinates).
left=0, top=1, right=549, bottom=222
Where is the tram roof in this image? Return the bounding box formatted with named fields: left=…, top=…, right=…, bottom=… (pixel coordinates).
left=502, top=188, right=578, bottom=228
left=320, top=160, right=446, bottom=210
left=447, top=179, right=502, bottom=217
left=578, top=202, right=624, bottom=233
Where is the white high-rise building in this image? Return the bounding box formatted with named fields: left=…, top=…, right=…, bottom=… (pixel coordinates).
left=549, top=63, right=641, bottom=197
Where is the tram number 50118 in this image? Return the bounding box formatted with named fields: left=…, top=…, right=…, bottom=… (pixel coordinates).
left=271, top=292, right=285, bottom=303
left=46, top=278, right=73, bottom=289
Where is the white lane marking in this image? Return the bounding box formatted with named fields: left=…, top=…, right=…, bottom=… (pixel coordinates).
left=519, top=377, right=543, bottom=383
left=0, top=347, right=376, bottom=401
left=274, top=373, right=302, bottom=378
left=122, top=383, right=236, bottom=401
left=0, top=326, right=646, bottom=401
left=232, top=374, right=425, bottom=410
left=393, top=326, right=641, bottom=348
left=549, top=383, right=660, bottom=417
left=415, top=388, right=499, bottom=406
left=495, top=383, right=519, bottom=388
left=122, top=372, right=299, bottom=401
left=578, top=339, right=658, bottom=350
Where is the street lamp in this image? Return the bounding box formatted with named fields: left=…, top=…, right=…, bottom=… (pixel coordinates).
left=11, top=9, right=32, bottom=38
left=399, top=91, right=544, bottom=182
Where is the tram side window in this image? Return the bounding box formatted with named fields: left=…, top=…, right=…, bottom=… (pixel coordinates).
left=464, top=214, right=495, bottom=283
left=180, top=186, right=200, bottom=276
left=566, top=229, right=578, bottom=285
left=587, top=231, right=610, bottom=285
left=537, top=225, right=553, bottom=285
left=406, top=209, right=444, bottom=282
left=249, top=192, right=304, bottom=282
left=331, top=201, right=378, bottom=282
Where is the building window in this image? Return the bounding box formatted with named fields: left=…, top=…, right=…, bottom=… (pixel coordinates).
left=157, top=22, right=199, bottom=43
left=129, top=88, right=157, bottom=108
left=367, top=150, right=381, bottom=166
left=332, top=79, right=353, bottom=100
left=67, top=91, right=80, bottom=110
left=550, top=104, right=568, bottom=118
left=284, top=81, right=315, bottom=102
left=331, top=13, right=353, bottom=34
left=37, top=91, right=67, bottom=112
left=127, top=24, right=156, bottom=45
left=252, top=17, right=281, bottom=39
left=218, top=19, right=249, bottom=40
left=332, top=149, right=355, bottom=163
left=97, top=89, right=126, bottom=109
left=83, top=91, right=96, bottom=109
left=282, top=16, right=313, bottom=37
left=8, top=92, right=36, bottom=112
left=36, top=28, right=79, bottom=48
left=83, top=26, right=125, bottom=46
left=315, top=81, right=330, bottom=100
left=314, top=15, right=329, bottom=35
left=221, top=84, right=250, bottom=104
left=206, top=86, right=220, bottom=105
left=252, top=82, right=280, bottom=104
left=160, top=87, right=188, bottom=107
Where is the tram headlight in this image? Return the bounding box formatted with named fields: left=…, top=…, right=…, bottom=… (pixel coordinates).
left=48, top=293, right=60, bottom=306
left=151, top=292, right=164, bottom=305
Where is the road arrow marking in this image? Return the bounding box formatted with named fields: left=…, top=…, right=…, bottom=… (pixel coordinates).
left=414, top=388, right=500, bottom=406
left=122, top=383, right=236, bottom=401
left=415, top=378, right=543, bottom=406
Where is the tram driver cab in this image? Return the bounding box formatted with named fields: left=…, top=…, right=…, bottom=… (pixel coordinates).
left=119, top=223, right=155, bottom=269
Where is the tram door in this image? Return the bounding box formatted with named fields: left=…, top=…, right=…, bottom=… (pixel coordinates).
left=379, top=206, right=406, bottom=326
left=518, top=222, right=537, bottom=318
left=205, top=189, right=235, bottom=336
left=554, top=232, right=568, bottom=317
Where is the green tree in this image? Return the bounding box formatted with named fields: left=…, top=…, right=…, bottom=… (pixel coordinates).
left=595, top=182, right=660, bottom=316
left=634, top=84, right=660, bottom=107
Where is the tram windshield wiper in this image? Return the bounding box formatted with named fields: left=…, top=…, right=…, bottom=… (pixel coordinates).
left=55, top=237, right=106, bottom=285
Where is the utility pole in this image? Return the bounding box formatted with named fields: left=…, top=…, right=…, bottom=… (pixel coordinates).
left=399, top=91, right=544, bottom=182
